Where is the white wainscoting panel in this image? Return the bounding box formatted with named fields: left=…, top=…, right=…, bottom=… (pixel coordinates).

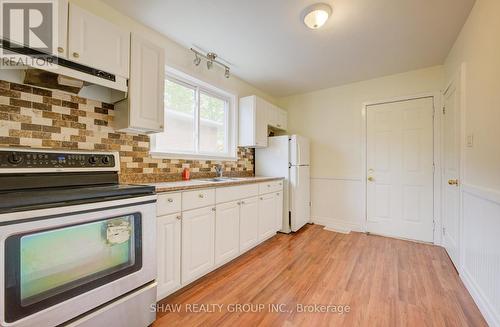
left=311, top=178, right=364, bottom=233
left=461, top=184, right=500, bottom=327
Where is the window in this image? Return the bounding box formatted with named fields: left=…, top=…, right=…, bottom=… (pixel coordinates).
left=151, top=68, right=237, bottom=160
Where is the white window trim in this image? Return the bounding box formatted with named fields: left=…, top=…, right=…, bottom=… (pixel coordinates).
left=151, top=66, right=238, bottom=161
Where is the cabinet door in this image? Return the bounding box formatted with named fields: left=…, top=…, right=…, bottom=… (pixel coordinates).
left=68, top=4, right=130, bottom=77
left=181, top=206, right=215, bottom=285
left=275, top=191, right=284, bottom=232
left=55, top=0, right=68, bottom=57
left=156, top=213, right=181, bottom=301
left=255, top=99, right=268, bottom=147
left=259, top=193, right=277, bottom=241
left=267, top=104, right=279, bottom=128
left=239, top=197, right=259, bottom=253
left=215, top=201, right=240, bottom=266
left=129, top=33, right=165, bottom=132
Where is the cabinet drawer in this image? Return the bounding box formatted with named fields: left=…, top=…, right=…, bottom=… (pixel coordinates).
left=157, top=193, right=182, bottom=216
left=259, top=180, right=283, bottom=194
left=182, top=189, right=215, bottom=211
left=216, top=184, right=259, bottom=204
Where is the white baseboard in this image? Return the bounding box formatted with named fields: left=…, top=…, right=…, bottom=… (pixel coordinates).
left=313, top=217, right=365, bottom=234
left=323, top=225, right=351, bottom=234
left=461, top=268, right=500, bottom=327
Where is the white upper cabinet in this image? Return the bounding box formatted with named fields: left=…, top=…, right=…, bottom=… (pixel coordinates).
left=55, top=0, right=68, bottom=57
left=239, top=96, right=268, bottom=148
left=68, top=3, right=130, bottom=78
left=239, top=95, right=288, bottom=148
left=115, top=34, right=165, bottom=133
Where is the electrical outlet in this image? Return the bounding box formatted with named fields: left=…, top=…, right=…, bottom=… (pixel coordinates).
left=466, top=134, right=474, bottom=147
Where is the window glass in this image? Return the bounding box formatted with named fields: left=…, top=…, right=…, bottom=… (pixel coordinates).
left=199, top=92, right=227, bottom=154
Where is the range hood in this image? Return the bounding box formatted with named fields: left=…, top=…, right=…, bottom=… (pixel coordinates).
left=0, top=42, right=127, bottom=103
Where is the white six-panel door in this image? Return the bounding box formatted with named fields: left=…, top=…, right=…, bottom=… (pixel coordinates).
left=366, top=97, right=434, bottom=242
left=442, top=81, right=461, bottom=267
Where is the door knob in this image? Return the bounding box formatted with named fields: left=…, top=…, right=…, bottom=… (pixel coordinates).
left=448, top=179, right=459, bottom=186
left=367, top=176, right=374, bottom=182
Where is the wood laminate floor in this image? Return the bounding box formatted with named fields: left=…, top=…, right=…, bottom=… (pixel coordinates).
left=153, top=224, right=486, bottom=327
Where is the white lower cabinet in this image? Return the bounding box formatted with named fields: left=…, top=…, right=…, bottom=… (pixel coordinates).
left=275, top=191, right=283, bottom=232
left=181, top=206, right=215, bottom=285
left=156, top=213, right=181, bottom=301
left=259, top=193, right=277, bottom=241
left=156, top=181, right=284, bottom=301
left=239, top=197, right=260, bottom=253
left=215, top=201, right=240, bottom=266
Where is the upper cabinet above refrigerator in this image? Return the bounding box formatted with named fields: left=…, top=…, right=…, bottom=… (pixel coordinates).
left=238, top=95, right=288, bottom=148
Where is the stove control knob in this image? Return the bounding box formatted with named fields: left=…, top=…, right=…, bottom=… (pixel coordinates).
left=8, top=153, right=23, bottom=165
left=88, top=156, right=98, bottom=165
left=101, top=156, right=111, bottom=165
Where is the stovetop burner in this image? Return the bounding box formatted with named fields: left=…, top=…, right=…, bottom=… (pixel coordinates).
left=0, top=148, right=155, bottom=213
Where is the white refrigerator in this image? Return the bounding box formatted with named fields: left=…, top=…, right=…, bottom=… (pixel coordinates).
left=255, top=135, right=310, bottom=233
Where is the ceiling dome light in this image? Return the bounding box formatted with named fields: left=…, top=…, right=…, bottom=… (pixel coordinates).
left=302, top=3, right=332, bottom=30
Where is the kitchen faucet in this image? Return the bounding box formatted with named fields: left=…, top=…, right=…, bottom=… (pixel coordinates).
left=215, top=165, right=224, bottom=178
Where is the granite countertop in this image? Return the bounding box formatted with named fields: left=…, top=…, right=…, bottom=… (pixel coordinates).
left=142, top=176, right=285, bottom=193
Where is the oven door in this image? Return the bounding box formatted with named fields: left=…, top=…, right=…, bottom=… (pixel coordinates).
left=0, top=195, right=156, bottom=327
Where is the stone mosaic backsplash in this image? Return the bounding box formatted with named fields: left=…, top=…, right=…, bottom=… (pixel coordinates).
left=0, top=80, right=254, bottom=183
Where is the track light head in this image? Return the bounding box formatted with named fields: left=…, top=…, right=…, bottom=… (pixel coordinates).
left=224, top=67, right=230, bottom=78
left=193, top=53, right=201, bottom=66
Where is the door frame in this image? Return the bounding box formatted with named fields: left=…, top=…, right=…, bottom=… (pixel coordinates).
left=361, top=92, right=443, bottom=244
left=442, top=63, right=467, bottom=270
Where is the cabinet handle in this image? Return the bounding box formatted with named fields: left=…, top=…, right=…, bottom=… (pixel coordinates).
left=241, top=200, right=245, bottom=205
left=260, top=197, right=264, bottom=200
left=176, top=215, right=182, bottom=220
left=199, top=193, right=205, bottom=198
left=167, top=198, right=174, bottom=203
left=211, top=207, right=216, bottom=212
left=237, top=201, right=241, bottom=205
left=57, top=47, right=64, bottom=53
left=276, top=193, right=280, bottom=196
left=72, top=52, right=80, bottom=58
left=267, top=184, right=271, bottom=187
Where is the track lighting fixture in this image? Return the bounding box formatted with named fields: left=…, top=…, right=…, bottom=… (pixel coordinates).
left=190, top=48, right=231, bottom=79
left=193, top=53, right=201, bottom=66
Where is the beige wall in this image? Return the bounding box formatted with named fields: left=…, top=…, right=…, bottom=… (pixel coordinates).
left=445, top=0, right=500, bottom=191
left=70, top=0, right=277, bottom=105
left=278, top=66, right=445, bottom=179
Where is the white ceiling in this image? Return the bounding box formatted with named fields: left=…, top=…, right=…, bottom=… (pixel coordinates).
left=102, top=0, right=475, bottom=97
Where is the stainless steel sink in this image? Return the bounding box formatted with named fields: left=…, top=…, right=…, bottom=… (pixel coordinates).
left=201, top=177, right=243, bottom=182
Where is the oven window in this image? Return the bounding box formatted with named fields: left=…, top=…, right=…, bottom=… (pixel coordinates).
left=5, top=213, right=142, bottom=323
